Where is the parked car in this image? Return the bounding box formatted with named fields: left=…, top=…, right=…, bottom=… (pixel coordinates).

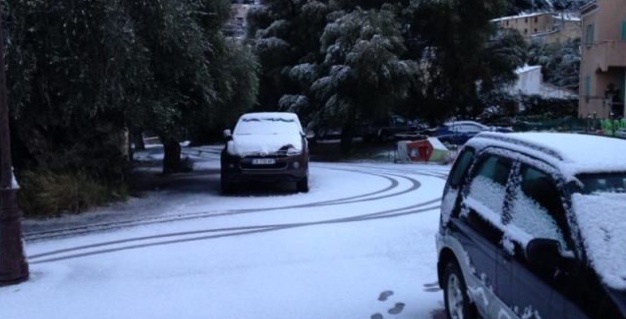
left=437, top=131, right=626, bottom=319
left=429, top=120, right=512, bottom=145
left=220, top=112, right=309, bottom=194
left=361, top=115, right=422, bottom=142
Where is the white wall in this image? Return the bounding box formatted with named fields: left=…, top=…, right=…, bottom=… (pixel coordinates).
left=508, top=65, right=543, bottom=95
left=507, top=64, right=577, bottom=99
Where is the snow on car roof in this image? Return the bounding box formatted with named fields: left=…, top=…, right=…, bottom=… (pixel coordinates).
left=470, top=132, right=626, bottom=178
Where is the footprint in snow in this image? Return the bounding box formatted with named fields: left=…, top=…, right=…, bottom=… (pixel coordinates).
left=388, top=302, right=405, bottom=315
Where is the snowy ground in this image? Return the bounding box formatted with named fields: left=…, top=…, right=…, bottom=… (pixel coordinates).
left=2, top=145, right=451, bottom=319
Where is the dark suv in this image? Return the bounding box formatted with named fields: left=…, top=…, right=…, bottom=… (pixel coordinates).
left=220, top=112, right=309, bottom=194
left=436, top=132, right=626, bottom=319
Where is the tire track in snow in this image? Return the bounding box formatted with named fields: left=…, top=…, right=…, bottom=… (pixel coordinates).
left=26, top=163, right=448, bottom=262
left=28, top=199, right=441, bottom=264
left=25, top=164, right=446, bottom=241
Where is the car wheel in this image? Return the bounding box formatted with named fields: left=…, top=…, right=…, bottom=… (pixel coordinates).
left=296, top=177, right=309, bottom=193
left=377, top=130, right=388, bottom=142
left=443, top=261, right=476, bottom=319
left=221, top=178, right=237, bottom=195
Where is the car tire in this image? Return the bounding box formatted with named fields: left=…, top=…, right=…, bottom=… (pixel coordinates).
left=296, top=177, right=309, bottom=193
left=443, top=261, right=477, bottom=319
left=221, top=178, right=236, bottom=195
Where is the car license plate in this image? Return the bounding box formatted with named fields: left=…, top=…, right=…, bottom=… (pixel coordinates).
left=252, top=158, right=276, bottom=165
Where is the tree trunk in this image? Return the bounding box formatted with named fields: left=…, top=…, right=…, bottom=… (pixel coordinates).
left=340, top=125, right=354, bottom=155
left=162, top=139, right=182, bottom=175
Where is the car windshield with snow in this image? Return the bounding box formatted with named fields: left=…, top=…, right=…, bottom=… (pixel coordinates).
left=436, top=132, right=626, bottom=319
left=220, top=112, right=309, bottom=194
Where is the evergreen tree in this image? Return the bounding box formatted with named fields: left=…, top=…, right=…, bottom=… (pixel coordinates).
left=406, top=0, right=524, bottom=122
left=312, top=6, right=418, bottom=152
left=5, top=0, right=149, bottom=182
left=5, top=0, right=258, bottom=178
left=247, top=0, right=331, bottom=113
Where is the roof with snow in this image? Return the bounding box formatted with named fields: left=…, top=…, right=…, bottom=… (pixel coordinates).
left=516, top=65, right=542, bottom=74
left=491, top=12, right=552, bottom=22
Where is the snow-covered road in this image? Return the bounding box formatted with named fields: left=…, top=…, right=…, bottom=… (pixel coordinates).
left=5, top=145, right=451, bottom=319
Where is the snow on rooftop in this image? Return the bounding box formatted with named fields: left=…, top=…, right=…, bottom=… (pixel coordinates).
left=491, top=11, right=580, bottom=22
left=491, top=12, right=551, bottom=22
left=516, top=64, right=542, bottom=74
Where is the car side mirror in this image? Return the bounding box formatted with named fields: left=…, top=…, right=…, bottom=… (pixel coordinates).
left=305, top=129, right=315, bottom=139
left=525, top=238, right=561, bottom=269
left=223, top=129, right=232, bottom=139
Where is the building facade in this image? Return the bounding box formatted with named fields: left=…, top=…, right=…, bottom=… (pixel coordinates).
left=492, top=12, right=581, bottom=44
left=579, top=0, right=626, bottom=119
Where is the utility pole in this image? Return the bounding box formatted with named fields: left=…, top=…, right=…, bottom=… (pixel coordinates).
left=0, top=2, right=29, bottom=286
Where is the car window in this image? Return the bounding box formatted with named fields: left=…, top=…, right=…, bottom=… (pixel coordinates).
left=467, top=154, right=512, bottom=219
left=448, top=147, right=475, bottom=188
left=462, top=124, right=484, bottom=133
left=509, top=165, right=568, bottom=248
left=577, top=173, right=626, bottom=194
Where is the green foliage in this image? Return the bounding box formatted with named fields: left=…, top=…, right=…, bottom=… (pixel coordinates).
left=17, top=169, right=127, bottom=217
left=519, top=95, right=578, bottom=118
left=189, top=40, right=260, bottom=144
left=314, top=8, right=418, bottom=125
left=527, top=39, right=580, bottom=92
left=4, top=0, right=259, bottom=184
left=248, top=0, right=526, bottom=152
left=407, top=0, right=523, bottom=122
left=248, top=0, right=332, bottom=111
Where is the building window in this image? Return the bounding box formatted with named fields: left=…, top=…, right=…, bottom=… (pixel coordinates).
left=586, top=23, right=595, bottom=46
left=524, top=29, right=528, bottom=34
left=534, top=28, right=538, bottom=33
left=525, top=17, right=528, bottom=23
left=534, top=16, right=538, bottom=23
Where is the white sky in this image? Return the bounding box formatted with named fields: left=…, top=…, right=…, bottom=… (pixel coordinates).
left=1, top=146, right=451, bottom=319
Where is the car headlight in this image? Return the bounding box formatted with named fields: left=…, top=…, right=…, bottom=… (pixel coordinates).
left=280, top=143, right=302, bottom=156
left=286, top=147, right=302, bottom=156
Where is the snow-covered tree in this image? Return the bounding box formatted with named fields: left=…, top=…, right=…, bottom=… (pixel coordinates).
left=5, top=0, right=258, bottom=179
left=247, top=0, right=332, bottom=112
left=527, top=38, right=580, bottom=92
left=313, top=7, right=419, bottom=152
left=405, top=0, right=525, bottom=122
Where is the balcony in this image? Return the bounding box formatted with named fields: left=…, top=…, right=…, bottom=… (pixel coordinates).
left=586, top=41, right=626, bottom=72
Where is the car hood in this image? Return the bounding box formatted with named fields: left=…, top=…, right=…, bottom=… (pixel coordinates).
left=228, top=134, right=303, bottom=156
